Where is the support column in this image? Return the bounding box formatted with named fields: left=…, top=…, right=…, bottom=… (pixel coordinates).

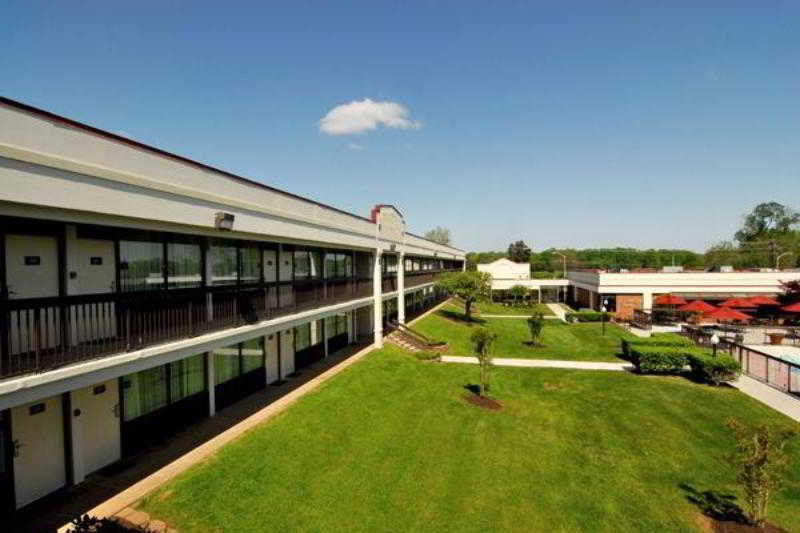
left=206, top=351, right=216, bottom=416
left=373, top=250, right=383, bottom=348
left=397, top=253, right=406, bottom=324
left=68, top=390, right=85, bottom=485
left=642, top=291, right=653, bottom=311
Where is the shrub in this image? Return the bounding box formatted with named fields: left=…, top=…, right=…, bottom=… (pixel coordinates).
left=687, top=353, right=741, bottom=385
left=566, top=311, right=610, bottom=323
left=621, top=337, right=694, bottom=359
left=630, top=348, right=688, bottom=374
left=725, top=419, right=798, bottom=528
left=70, top=515, right=145, bottom=532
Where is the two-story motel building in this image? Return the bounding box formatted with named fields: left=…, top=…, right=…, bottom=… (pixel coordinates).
left=0, top=97, right=465, bottom=513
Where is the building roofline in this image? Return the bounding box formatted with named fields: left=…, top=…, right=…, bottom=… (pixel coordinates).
left=0, top=96, right=375, bottom=224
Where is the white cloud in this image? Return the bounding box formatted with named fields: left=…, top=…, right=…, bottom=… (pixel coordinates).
left=347, top=142, right=364, bottom=151
left=319, top=98, right=422, bottom=135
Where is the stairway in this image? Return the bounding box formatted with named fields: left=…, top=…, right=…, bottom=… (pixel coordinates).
left=385, top=321, right=448, bottom=353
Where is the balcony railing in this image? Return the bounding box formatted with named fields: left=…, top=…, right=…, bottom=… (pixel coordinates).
left=0, top=278, right=373, bottom=379
left=405, top=271, right=437, bottom=288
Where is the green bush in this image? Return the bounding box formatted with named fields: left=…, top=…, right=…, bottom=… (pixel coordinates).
left=687, top=353, right=741, bottom=385
left=630, top=348, right=689, bottom=374
left=621, top=337, right=694, bottom=358
left=566, top=311, right=611, bottom=323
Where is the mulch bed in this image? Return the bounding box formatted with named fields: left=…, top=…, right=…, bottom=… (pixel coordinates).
left=463, top=393, right=502, bottom=410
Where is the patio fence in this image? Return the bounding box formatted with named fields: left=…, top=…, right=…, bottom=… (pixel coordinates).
left=681, top=326, right=800, bottom=397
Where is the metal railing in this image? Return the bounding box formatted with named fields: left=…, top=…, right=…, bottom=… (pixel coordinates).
left=0, top=278, right=374, bottom=379
left=728, top=343, right=800, bottom=396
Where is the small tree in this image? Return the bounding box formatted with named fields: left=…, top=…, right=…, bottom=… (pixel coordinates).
left=725, top=418, right=798, bottom=528
left=470, top=327, right=496, bottom=396
left=527, top=313, right=545, bottom=346
left=436, top=271, right=491, bottom=322
left=508, top=284, right=528, bottom=306
left=424, top=226, right=452, bottom=246
left=507, top=240, right=532, bottom=263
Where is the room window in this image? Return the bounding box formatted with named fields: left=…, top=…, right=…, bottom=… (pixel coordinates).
left=169, top=354, right=206, bottom=402
left=210, top=241, right=238, bottom=285
left=120, top=239, right=164, bottom=291
left=241, top=337, right=265, bottom=373
left=167, top=240, right=202, bottom=289
left=239, top=245, right=262, bottom=285
left=214, top=343, right=241, bottom=385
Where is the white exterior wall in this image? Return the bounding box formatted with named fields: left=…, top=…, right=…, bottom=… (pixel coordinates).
left=568, top=270, right=800, bottom=296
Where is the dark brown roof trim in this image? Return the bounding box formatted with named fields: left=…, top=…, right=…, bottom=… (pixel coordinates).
left=0, top=95, right=373, bottom=223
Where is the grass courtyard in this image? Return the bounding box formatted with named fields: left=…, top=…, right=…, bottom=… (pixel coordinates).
left=413, top=304, right=676, bottom=362
left=473, top=300, right=554, bottom=316
left=139, top=345, right=800, bottom=532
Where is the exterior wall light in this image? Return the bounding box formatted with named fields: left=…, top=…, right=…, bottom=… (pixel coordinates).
left=215, top=212, right=235, bottom=231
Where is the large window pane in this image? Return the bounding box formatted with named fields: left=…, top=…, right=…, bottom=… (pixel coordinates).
left=310, top=251, right=322, bottom=279
left=170, top=353, right=206, bottom=402
left=214, top=344, right=241, bottom=384
left=325, top=254, right=337, bottom=279
left=168, top=242, right=202, bottom=289
left=211, top=242, right=238, bottom=285
left=344, top=254, right=353, bottom=277
left=241, top=337, right=264, bottom=373
left=120, top=240, right=164, bottom=291
left=123, top=366, right=168, bottom=421
left=239, top=246, right=261, bottom=285
left=294, top=251, right=310, bottom=279
left=294, top=323, right=311, bottom=351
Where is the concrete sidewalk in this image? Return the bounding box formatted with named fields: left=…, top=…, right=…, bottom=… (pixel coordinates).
left=730, top=375, right=800, bottom=422
left=479, top=314, right=561, bottom=319
left=546, top=303, right=568, bottom=322
left=440, top=355, right=632, bottom=371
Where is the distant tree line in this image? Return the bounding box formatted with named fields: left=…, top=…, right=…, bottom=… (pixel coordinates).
left=466, top=202, right=800, bottom=274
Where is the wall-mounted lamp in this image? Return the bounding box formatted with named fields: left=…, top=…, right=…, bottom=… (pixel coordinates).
left=215, top=212, right=235, bottom=231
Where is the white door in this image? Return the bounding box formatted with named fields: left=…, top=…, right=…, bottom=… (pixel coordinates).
left=11, top=395, right=66, bottom=508
left=74, top=238, right=116, bottom=294
left=265, top=334, right=279, bottom=383
left=70, top=238, right=117, bottom=344
left=280, top=330, right=295, bottom=377
left=73, top=380, right=121, bottom=476
left=263, top=250, right=277, bottom=283
left=6, top=234, right=60, bottom=354
left=5, top=234, right=59, bottom=299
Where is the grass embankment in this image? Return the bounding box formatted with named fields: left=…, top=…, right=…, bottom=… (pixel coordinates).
left=139, top=346, right=800, bottom=532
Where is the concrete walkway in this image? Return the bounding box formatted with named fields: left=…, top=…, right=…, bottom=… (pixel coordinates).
left=546, top=303, right=568, bottom=322
left=440, top=355, right=632, bottom=371
left=479, top=314, right=561, bottom=320
left=730, top=375, right=800, bottom=422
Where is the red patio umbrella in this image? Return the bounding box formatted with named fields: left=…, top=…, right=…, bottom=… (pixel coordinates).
left=719, top=298, right=756, bottom=308
left=653, top=294, right=687, bottom=306
left=747, top=295, right=781, bottom=306
left=705, top=307, right=752, bottom=323
left=781, top=302, right=800, bottom=313
left=677, top=300, right=717, bottom=313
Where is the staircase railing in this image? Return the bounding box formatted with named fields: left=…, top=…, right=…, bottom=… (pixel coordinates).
left=389, top=320, right=447, bottom=350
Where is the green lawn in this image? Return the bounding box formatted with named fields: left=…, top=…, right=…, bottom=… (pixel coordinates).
left=474, top=300, right=554, bottom=316
left=414, top=306, right=671, bottom=362
left=139, top=346, right=800, bottom=532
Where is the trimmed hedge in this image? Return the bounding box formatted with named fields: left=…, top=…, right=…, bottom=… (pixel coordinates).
left=566, top=311, right=611, bottom=323
left=630, top=347, right=689, bottom=374
left=625, top=337, right=738, bottom=385
left=621, top=336, right=694, bottom=358
left=687, top=353, right=741, bottom=386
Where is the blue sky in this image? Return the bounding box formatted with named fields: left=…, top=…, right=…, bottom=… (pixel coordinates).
left=3, top=1, right=799, bottom=252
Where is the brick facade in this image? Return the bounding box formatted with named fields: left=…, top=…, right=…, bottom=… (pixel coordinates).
left=615, top=294, right=643, bottom=320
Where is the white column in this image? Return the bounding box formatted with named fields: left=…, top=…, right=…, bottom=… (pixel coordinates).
left=642, top=291, right=653, bottom=311
left=323, top=318, right=329, bottom=358
left=347, top=311, right=354, bottom=343
left=206, top=351, right=216, bottom=416
left=397, top=253, right=406, bottom=324
left=69, top=390, right=86, bottom=485
left=373, top=250, right=383, bottom=348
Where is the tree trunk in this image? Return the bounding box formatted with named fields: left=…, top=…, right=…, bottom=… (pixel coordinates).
left=465, top=299, right=472, bottom=322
